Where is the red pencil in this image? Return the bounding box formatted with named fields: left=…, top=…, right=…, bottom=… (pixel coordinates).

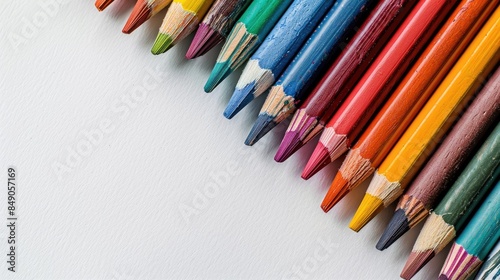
left=275, top=0, right=417, bottom=162
left=322, top=0, right=498, bottom=213
left=301, top=0, right=457, bottom=180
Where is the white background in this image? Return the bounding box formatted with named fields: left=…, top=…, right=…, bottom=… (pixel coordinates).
left=0, top=1, right=446, bottom=279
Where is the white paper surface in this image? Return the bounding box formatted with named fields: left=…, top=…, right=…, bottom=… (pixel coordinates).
left=0, top=1, right=446, bottom=279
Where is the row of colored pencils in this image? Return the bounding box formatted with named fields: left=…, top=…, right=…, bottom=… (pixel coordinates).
left=96, top=0, right=500, bottom=279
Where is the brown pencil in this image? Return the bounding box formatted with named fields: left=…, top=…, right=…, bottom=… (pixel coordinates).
left=350, top=5, right=500, bottom=231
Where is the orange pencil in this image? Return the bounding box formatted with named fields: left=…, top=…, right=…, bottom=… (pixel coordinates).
left=320, top=0, right=498, bottom=212
left=95, top=0, right=115, bottom=11
left=123, top=0, right=173, bottom=34
left=350, top=5, right=500, bottom=231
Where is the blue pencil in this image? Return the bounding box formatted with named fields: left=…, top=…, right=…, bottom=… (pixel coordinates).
left=440, top=181, right=500, bottom=280
left=223, top=0, right=335, bottom=119
left=245, top=0, right=375, bottom=146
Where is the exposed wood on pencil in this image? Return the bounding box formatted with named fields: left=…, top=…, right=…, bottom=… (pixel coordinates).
left=151, top=0, right=214, bottom=54
left=204, top=0, right=293, bottom=92
left=401, top=121, right=500, bottom=279
left=245, top=0, right=374, bottom=146
left=475, top=242, right=500, bottom=280
left=439, top=181, right=500, bottom=280
left=275, top=0, right=417, bottom=162
left=123, top=0, right=173, bottom=34
left=303, top=0, right=457, bottom=181
left=350, top=6, right=500, bottom=231
left=223, top=0, right=334, bottom=118
left=186, top=0, right=251, bottom=59
left=378, top=57, right=500, bottom=250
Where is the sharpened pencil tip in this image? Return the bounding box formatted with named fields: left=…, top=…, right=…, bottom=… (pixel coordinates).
left=276, top=112, right=319, bottom=162
left=376, top=209, right=410, bottom=250
left=122, top=0, right=151, bottom=34
left=349, top=193, right=384, bottom=231
left=245, top=114, right=276, bottom=146
left=224, top=83, right=257, bottom=119
left=439, top=243, right=482, bottom=280
left=151, top=33, right=174, bottom=55
left=401, top=250, right=435, bottom=280
left=275, top=131, right=302, bottom=162
left=205, top=62, right=233, bottom=93
left=301, top=143, right=331, bottom=180
left=186, top=24, right=224, bottom=59
left=321, top=173, right=350, bottom=212
left=95, top=0, right=114, bottom=11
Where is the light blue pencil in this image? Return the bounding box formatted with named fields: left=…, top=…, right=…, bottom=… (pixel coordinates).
left=223, top=0, right=335, bottom=119
left=245, top=0, right=375, bottom=145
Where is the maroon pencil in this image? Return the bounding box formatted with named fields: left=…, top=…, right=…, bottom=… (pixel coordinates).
left=186, top=0, right=251, bottom=59
left=377, top=65, right=500, bottom=250
left=274, top=0, right=417, bottom=162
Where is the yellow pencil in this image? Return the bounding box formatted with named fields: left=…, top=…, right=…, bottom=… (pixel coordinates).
left=350, top=6, right=500, bottom=232
left=151, top=0, right=214, bottom=54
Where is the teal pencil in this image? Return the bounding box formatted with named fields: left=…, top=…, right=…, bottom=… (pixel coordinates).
left=475, top=241, right=500, bottom=280
left=204, top=0, right=293, bottom=92
left=440, top=180, right=500, bottom=280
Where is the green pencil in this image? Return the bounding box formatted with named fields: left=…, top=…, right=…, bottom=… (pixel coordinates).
left=439, top=180, right=500, bottom=280
left=475, top=241, right=500, bottom=280
left=401, top=122, right=500, bottom=280
left=204, top=0, right=293, bottom=92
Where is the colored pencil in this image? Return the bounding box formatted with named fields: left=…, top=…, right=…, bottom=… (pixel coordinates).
left=349, top=7, right=500, bottom=231
left=401, top=124, right=500, bottom=279
left=377, top=64, right=500, bottom=250
left=322, top=0, right=498, bottom=214
left=439, top=181, right=500, bottom=280
left=475, top=241, right=500, bottom=280
left=95, top=0, right=114, bottom=11
left=274, top=0, right=417, bottom=162
left=223, top=0, right=334, bottom=119
left=244, top=0, right=374, bottom=146
left=204, top=0, right=294, bottom=92
left=151, top=0, right=214, bottom=54
left=301, top=0, right=457, bottom=180
left=186, top=0, right=252, bottom=59
left=123, top=0, right=173, bottom=34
